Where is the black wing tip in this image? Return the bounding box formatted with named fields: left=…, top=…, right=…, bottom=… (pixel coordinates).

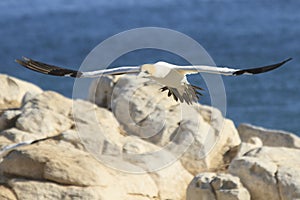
left=233, top=57, right=292, bottom=76
left=282, top=57, right=293, bottom=63
left=16, top=56, right=82, bottom=78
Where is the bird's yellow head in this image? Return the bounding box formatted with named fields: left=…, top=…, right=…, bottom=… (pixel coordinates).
left=140, top=62, right=172, bottom=78
left=140, top=64, right=157, bottom=77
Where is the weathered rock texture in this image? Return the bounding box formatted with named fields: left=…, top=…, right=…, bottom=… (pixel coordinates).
left=0, top=74, right=299, bottom=200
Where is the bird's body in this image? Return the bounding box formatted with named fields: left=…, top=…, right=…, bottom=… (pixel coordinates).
left=16, top=57, right=292, bottom=104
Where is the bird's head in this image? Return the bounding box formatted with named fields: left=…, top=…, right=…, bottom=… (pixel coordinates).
left=140, top=62, right=171, bottom=78
left=140, top=64, right=157, bottom=78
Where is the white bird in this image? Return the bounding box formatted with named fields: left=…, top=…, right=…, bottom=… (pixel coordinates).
left=16, top=57, right=292, bottom=104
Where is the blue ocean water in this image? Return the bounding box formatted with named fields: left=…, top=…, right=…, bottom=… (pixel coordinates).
left=0, top=0, right=299, bottom=135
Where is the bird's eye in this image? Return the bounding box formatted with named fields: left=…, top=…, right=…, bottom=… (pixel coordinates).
left=144, top=70, right=149, bottom=74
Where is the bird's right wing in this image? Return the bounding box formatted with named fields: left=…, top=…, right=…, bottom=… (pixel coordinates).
left=16, top=57, right=141, bottom=78
left=168, top=58, right=292, bottom=76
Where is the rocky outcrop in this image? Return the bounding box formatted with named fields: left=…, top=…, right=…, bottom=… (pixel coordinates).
left=187, top=173, right=250, bottom=200
left=229, top=147, right=300, bottom=200
left=90, top=75, right=241, bottom=174
left=238, top=123, right=300, bottom=149
left=0, top=73, right=299, bottom=200
left=0, top=74, right=42, bottom=109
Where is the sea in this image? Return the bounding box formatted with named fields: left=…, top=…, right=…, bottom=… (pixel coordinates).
left=0, top=0, right=299, bottom=135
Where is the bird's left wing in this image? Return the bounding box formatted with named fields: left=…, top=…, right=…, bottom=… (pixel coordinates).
left=16, top=57, right=141, bottom=78
left=169, top=58, right=292, bottom=76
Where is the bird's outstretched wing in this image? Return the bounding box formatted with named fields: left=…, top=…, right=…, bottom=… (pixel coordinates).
left=15, top=57, right=141, bottom=78
left=169, top=58, right=292, bottom=76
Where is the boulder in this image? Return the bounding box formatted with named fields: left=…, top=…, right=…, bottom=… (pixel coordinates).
left=15, top=91, right=74, bottom=136
left=94, top=75, right=241, bottom=174
left=0, top=110, right=21, bottom=131
left=121, top=136, right=193, bottom=200
left=229, top=157, right=279, bottom=200
left=0, top=140, right=159, bottom=200
left=88, top=75, right=120, bottom=110
left=8, top=179, right=108, bottom=200
left=71, top=99, right=124, bottom=157
left=229, top=146, right=300, bottom=200
left=237, top=123, right=300, bottom=149
left=0, top=74, right=42, bottom=109
left=0, top=128, right=39, bottom=147
left=111, top=75, right=181, bottom=144
left=186, top=172, right=250, bottom=200
left=172, top=112, right=240, bottom=174
left=15, top=107, right=73, bottom=137
left=21, top=91, right=73, bottom=115
left=0, top=142, right=114, bottom=187
left=0, top=185, right=16, bottom=200
left=236, top=137, right=263, bottom=157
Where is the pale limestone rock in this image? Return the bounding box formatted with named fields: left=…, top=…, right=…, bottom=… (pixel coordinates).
left=1, top=143, right=159, bottom=200
left=245, top=147, right=300, bottom=200
left=9, top=177, right=158, bottom=200
left=0, top=110, right=21, bottom=131
left=9, top=179, right=106, bottom=200
left=236, top=137, right=263, bottom=157
left=88, top=75, right=120, bottom=109
left=106, top=75, right=240, bottom=174
left=0, top=185, right=17, bottom=200
left=245, top=146, right=300, bottom=167
left=187, top=173, right=250, bottom=200
left=111, top=75, right=181, bottom=144
left=229, top=147, right=300, bottom=200
left=172, top=116, right=240, bottom=174
left=0, top=143, right=114, bottom=187
left=277, top=166, right=300, bottom=200
left=229, top=146, right=300, bottom=200
left=72, top=99, right=124, bottom=157
left=1, top=128, right=38, bottom=142
left=21, top=91, right=73, bottom=116
left=0, top=74, right=43, bottom=109
left=16, top=107, right=73, bottom=136
left=229, top=157, right=280, bottom=200
left=121, top=136, right=192, bottom=200
left=238, top=123, right=300, bottom=149
left=115, top=170, right=158, bottom=200
left=15, top=91, right=74, bottom=136
left=151, top=161, right=193, bottom=200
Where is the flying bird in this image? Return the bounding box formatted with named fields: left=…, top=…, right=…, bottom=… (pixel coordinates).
left=16, top=57, right=292, bottom=104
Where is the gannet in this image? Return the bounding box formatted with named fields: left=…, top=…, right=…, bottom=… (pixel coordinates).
left=16, top=57, right=292, bottom=104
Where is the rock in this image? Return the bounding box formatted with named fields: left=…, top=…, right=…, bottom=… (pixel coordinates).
left=186, top=172, right=250, bottom=200
left=1, top=141, right=159, bottom=200
left=151, top=161, right=192, bottom=200
left=9, top=176, right=158, bottom=200
left=0, top=142, right=114, bottom=187
left=0, top=185, right=17, bottom=200
left=0, top=74, right=43, bottom=109
left=15, top=91, right=74, bottom=136
left=104, top=75, right=241, bottom=174
left=9, top=179, right=106, bottom=200
left=236, top=137, right=263, bottom=157
left=0, top=128, right=39, bottom=147
left=15, top=107, right=73, bottom=136
left=237, top=123, right=300, bottom=149
left=229, top=157, right=279, bottom=200
left=229, top=146, right=300, bottom=200
left=121, top=136, right=193, bottom=199
left=21, top=91, right=73, bottom=116
left=88, top=75, right=120, bottom=110
left=0, top=110, right=21, bottom=131
left=172, top=114, right=241, bottom=174
left=71, top=99, right=124, bottom=157
left=111, top=75, right=181, bottom=144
